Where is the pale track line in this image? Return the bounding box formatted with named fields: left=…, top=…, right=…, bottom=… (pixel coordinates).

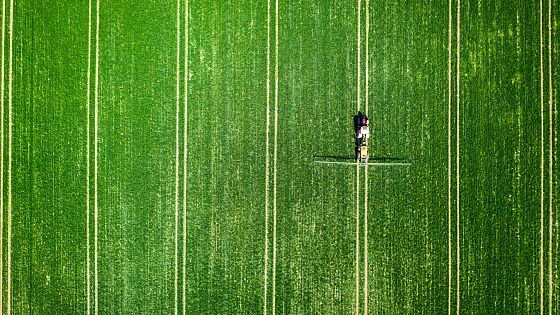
left=363, top=0, right=369, bottom=313
left=355, top=163, right=360, bottom=315
left=174, top=0, right=181, bottom=313
left=86, top=0, right=93, bottom=313
left=357, top=0, right=361, bottom=113
left=182, top=0, right=189, bottom=313
left=455, top=0, right=461, bottom=313
left=363, top=168, right=368, bottom=315
left=355, top=0, right=361, bottom=313
left=365, top=0, right=369, bottom=117
left=271, top=0, right=279, bottom=313
left=547, top=0, right=553, bottom=312
left=263, top=0, right=271, bottom=312
left=447, top=0, right=453, bottom=312
left=539, top=0, right=544, bottom=313
left=0, top=0, right=5, bottom=312
left=94, top=0, right=100, bottom=313
left=7, top=0, right=12, bottom=312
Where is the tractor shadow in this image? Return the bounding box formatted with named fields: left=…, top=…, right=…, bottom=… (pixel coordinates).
left=353, top=113, right=361, bottom=136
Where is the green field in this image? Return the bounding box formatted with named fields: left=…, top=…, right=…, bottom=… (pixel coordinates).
left=1, top=0, right=559, bottom=314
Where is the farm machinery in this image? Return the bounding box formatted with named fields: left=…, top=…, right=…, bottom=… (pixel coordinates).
left=355, top=111, right=369, bottom=164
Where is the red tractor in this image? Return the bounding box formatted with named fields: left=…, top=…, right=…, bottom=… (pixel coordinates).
left=354, top=112, right=369, bottom=163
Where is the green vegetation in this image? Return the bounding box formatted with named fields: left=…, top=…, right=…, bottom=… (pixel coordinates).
left=1, top=0, right=558, bottom=314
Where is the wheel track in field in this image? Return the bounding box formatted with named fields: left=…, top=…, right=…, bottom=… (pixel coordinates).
left=547, top=0, right=553, bottom=312
left=175, top=1, right=189, bottom=313
left=363, top=0, right=369, bottom=313
left=538, top=0, right=555, bottom=311
left=183, top=1, right=189, bottom=314
left=0, top=0, right=6, bottom=312
left=272, top=0, right=279, bottom=312
left=455, top=0, right=461, bottom=313
left=263, top=0, right=271, bottom=312
left=86, top=0, right=93, bottom=313
left=356, top=1, right=371, bottom=313
left=6, top=0, right=13, bottom=312
left=447, top=0, right=453, bottom=312
left=355, top=164, right=360, bottom=315
left=355, top=0, right=361, bottom=314
left=263, top=1, right=279, bottom=313
left=93, top=0, right=100, bottom=313
left=174, top=0, right=181, bottom=312
left=540, top=0, right=544, bottom=312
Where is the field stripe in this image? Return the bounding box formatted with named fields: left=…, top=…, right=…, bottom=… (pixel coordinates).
left=363, top=167, right=368, bottom=315
left=447, top=0, right=453, bottom=312
left=271, top=1, right=279, bottom=313
left=547, top=0, right=553, bottom=312
left=539, top=0, right=544, bottom=313
left=455, top=0, right=461, bottom=313
left=0, top=0, right=5, bottom=312
left=363, top=0, right=369, bottom=313
left=93, top=0, right=100, bottom=313
left=182, top=0, right=189, bottom=313
left=355, top=163, right=360, bottom=315
left=364, top=0, right=368, bottom=117
left=357, top=0, right=361, bottom=114
left=263, top=0, right=271, bottom=312
left=86, top=0, right=93, bottom=313
left=6, top=0, right=12, bottom=311
left=355, top=0, right=361, bottom=313
left=174, top=0, right=181, bottom=313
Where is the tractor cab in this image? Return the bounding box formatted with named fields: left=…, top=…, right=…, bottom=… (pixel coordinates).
left=354, top=111, right=370, bottom=163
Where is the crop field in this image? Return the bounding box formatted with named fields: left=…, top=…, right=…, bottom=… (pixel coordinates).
left=1, top=0, right=559, bottom=314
